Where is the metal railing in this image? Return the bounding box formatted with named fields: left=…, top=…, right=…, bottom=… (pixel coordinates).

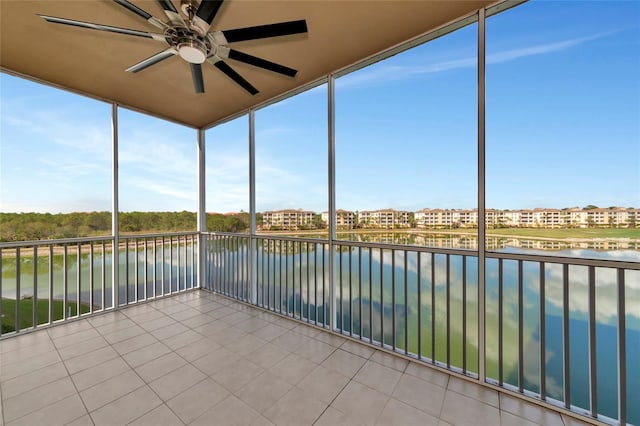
left=203, top=232, right=639, bottom=426
left=204, top=233, right=330, bottom=328
left=0, top=232, right=198, bottom=337
left=204, top=233, right=251, bottom=302
left=485, top=252, right=639, bottom=425
left=120, top=233, right=199, bottom=304
left=333, top=240, right=479, bottom=376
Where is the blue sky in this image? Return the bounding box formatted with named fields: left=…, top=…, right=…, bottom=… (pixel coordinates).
left=1, top=0, right=639, bottom=214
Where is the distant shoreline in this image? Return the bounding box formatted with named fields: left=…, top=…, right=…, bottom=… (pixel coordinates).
left=259, top=227, right=640, bottom=241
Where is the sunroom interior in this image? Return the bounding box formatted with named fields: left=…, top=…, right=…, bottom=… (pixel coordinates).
left=1, top=1, right=638, bottom=425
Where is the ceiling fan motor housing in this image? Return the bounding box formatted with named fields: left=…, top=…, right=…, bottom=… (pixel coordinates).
left=166, top=27, right=210, bottom=64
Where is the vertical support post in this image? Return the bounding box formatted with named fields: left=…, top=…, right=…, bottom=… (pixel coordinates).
left=518, top=260, right=524, bottom=392
left=111, top=103, right=120, bottom=309
left=417, top=251, right=422, bottom=358
left=63, top=245, right=67, bottom=319
left=462, top=255, right=467, bottom=374
left=477, top=7, right=487, bottom=384
left=431, top=252, right=436, bottom=363
left=49, top=245, right=54, bottom=322
left=249, top=109, right=257, bottom=304
left=0, top=250, right=3, bottom=336
left=391, top=249, right=396, bottom=350
left=33, top=246, right=38, bottom=328
left=197, top=128, right=206, bottom=290
left=16, top=248, right=21, bottom=332
left=498, top=258, right=503, bottom=385
left=143, top=238, right=147, bottom=298
left=617, top=268, right=627, bottom=426
left=588, top=266, right=597, bottom=417
left=89, top=242, right=94, bottom=313
left=134, top=239, right=138, bottom=301
left=540, top=262, right=547, bottom=400
left=563, top=263, right=571, bottom=409
left=328, top=74, right=336, bottom=332
left=77, top=243, right=82, bottom=314
left=446, top=254, right=451, bottom=368
left=101, top=240, right=106, bottom=309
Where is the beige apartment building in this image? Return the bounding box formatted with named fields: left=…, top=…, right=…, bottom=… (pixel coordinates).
left=358, top=209, right=411, bottom=229
left=320, top=209, right=355, bottom=229
left=262, top=209, right=316, bottom=230
left=416, top=207, right=638, bottom=228
left=264, top=207, right=637, bottom=231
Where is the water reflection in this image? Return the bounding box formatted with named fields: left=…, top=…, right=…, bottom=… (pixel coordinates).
left=336, top=231, right=640, bottom=253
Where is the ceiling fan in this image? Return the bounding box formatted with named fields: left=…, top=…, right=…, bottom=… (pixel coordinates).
left=38, top=0, right=308, bottom=95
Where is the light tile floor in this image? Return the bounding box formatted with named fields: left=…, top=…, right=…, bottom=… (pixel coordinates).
left=0, top=291, right=594, bottom=426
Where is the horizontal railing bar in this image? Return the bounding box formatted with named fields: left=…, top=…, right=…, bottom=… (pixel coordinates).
left=119, top=231, right=198, bottom=239
left=0, top=232, right=198, bottom=249
left=251, top=234, right=323, bottom=245
left=208, top=232, right=472, bottom=256
left=333, top=239, right=476, bottom=256
left=486, top=251, right=640, bottom=270
left=0, top=236, right=114, bottom=248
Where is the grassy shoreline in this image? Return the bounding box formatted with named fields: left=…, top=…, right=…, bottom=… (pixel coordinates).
left=1, top=298, right=91, bottom=333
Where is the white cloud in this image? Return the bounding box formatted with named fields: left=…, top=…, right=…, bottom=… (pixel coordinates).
left=337, top=32, right=612, bottom=90
left=3, top=107, right=111, bottom=157
left=126, top=177, right=196, bottom=201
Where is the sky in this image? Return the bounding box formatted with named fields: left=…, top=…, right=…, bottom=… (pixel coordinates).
left=1, top=0, right=639, bottom=214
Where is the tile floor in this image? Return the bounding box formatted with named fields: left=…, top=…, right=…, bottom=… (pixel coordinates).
left=0, top=291, right=593, bottom=426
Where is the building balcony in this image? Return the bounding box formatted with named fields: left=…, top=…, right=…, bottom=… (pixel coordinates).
left=1, top=232, right=636, bottom=425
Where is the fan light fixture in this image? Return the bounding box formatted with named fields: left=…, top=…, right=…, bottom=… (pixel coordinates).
left=178, top=40, right=206, bottom=63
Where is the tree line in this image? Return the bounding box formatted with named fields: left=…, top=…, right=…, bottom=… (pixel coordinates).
left=0, top=211, right=252, bottom=242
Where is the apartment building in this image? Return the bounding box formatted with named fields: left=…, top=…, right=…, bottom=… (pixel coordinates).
left=264, top=207, right=638, bottom=230
left=415, top=207, right=638, bottom=228
left=320, top=209, right=355, bottom=229
left=262, top=209, right=316, bottom=230
left=359, top=209, right=411, bottom=229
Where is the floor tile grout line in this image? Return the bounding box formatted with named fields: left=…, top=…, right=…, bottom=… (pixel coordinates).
left=150, top=297, right=277, bottom=426
left=169, top=294, right=335, bottom=425
left=11, top=317, right=97, bottom=426
left=70, top=308, right=174, bottom=423
left=0, top=379, right=4, bottom=426
left=311, top=347, right=372, bottom=425
left=107, top=296, right=211, bottom=425
left=126, top=295, right=271, bottom=425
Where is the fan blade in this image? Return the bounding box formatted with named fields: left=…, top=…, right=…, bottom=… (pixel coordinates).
left=39, top=15, right=166, bottom=41
left=126, top=48, right=177, bottom=73
left=223, top=20, right=307, bottom=43
left=227, top=49, right=297, bottom=77
left=157, top=0, right=178, bottom=13
left=190, top=63, right=205, bottom=93
left=157, top=0, right=186, bottom=26
left=192, top=0, right=224, bottom=35
left=208, top=58, right=258, bottom=95
left=112, top=0, right=167, bottom=30
left=113, top=0, right=151, bottom=20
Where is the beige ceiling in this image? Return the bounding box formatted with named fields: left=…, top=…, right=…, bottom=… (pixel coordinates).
left=1, top=0, right=494, bottom=129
